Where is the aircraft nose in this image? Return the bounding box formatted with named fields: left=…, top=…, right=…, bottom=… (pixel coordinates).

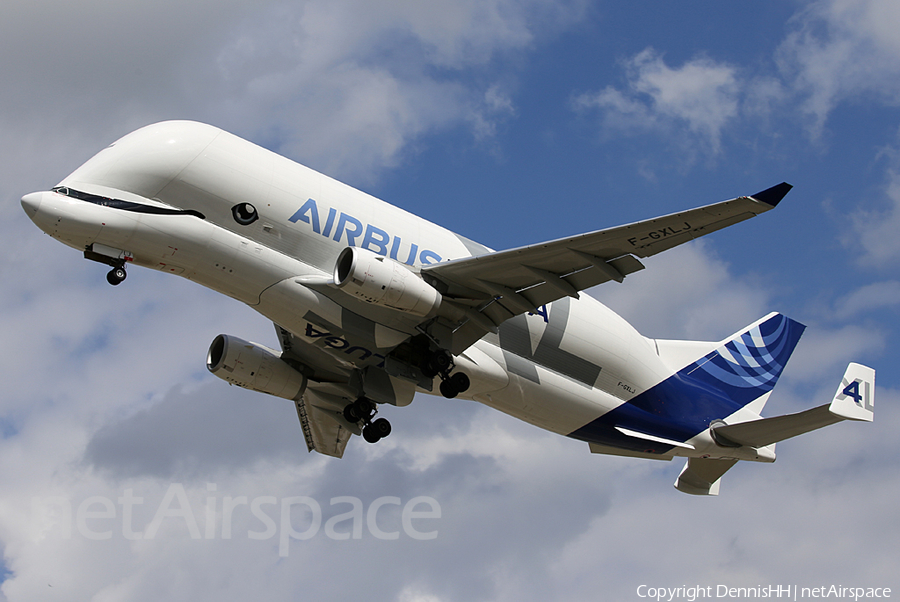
left=21, top=192, right=43, bottom=219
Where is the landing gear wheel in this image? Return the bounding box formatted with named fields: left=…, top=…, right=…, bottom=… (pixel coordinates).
left=106, top=267, right=127, bottom=286
left=343, top=404, right=361, bottom=423
left=440, top=379, right=458, bottom=399
left=371, top=418, right=391, bottom=439
left=449, top=371, right=470, bottom=394
left=428, top=350, right=452, bottom=375
left=439, top=371, right=470, bottom=398
left=363, top=424, right=381, bottom=443
left=343, top=398, right=374, bottom=423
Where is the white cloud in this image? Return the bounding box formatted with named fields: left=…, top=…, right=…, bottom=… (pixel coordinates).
left=787, top=323, right=885, bottom=382
left=573, top=48, right=742, bottom=156
left=848, top=168, right=900, bottom=265
left=205, top=0, right=581, bottom=180
left=777, top=0, right=900, bottom=137
left=0, top=0, right=584, bottom=186
left=572, top=0, right=900, bottom=156
left=833, top=280, right=900, bottom=318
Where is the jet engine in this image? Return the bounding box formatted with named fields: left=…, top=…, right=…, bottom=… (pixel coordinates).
left=206, top=334, right=307, bottom=400
left=333, top=246, right=441, bottom=317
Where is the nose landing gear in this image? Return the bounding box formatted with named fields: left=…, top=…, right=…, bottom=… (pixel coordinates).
left=106, top=266, right=127, bottom=286
left=84, top=244, right=132, bottom=286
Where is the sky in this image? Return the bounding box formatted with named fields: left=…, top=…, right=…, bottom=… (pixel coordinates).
left=1, top=0, right=899, bottom=600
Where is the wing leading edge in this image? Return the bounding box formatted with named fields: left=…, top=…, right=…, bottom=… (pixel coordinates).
left=424, top=183, right=792, bottom=354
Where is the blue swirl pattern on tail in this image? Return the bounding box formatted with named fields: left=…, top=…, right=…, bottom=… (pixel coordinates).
left=688, top=313, right=803, bottom=404
left=569, top=313, right=805, bottom=453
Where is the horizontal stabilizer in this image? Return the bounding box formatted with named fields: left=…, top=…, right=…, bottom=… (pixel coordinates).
left=711, top=363, right=875, bottom=448
left=675, top=458, right=738, bottom=496
left=589, top=442, right=674, bottom=461
left=615, top=426, right=695, bottom=450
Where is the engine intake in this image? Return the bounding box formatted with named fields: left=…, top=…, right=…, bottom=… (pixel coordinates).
left=333, top=246, right=441, bottom=317
left=207, top=334, right=307, bottom=400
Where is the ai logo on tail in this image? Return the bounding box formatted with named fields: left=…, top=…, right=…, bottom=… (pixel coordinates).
left=830, top=363, right=876, bottom=422
left=839, top=377, right=874, bottom=411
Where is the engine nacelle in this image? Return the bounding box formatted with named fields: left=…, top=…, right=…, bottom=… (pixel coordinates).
left=206, top=334, right=307, bottom=400
left=333, top=246, right=441, bottom=317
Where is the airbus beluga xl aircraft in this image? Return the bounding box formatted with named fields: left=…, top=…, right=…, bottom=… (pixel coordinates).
left=21, top=121, right=875, bottom=495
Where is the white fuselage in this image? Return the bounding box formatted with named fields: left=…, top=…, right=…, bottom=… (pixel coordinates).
left=22, top=121, right=760, bottom=462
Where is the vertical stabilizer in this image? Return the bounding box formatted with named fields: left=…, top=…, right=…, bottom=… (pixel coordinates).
left=572, top=313, right=805, bottom=451
left=681, top=312, right=805, bottom=408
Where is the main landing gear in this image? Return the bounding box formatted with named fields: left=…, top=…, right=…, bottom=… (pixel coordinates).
left=343, top=397, right=392, bottom=444
left=106, top=266, right=127, bottom=286
left=422, top=349, right=470, bottom=399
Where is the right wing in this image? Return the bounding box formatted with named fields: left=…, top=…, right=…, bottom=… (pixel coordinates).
left=424, top=183, right=792, bottom=354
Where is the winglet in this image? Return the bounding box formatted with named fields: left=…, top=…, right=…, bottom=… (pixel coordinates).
left=750, top=182, right=792, bottom=207
left=829, top=363, right=875, bottom=422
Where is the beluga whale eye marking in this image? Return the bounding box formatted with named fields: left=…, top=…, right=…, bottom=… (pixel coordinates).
left=232, top=203, right=258, bottom=225
left=21, top=120, right=874, bottom=495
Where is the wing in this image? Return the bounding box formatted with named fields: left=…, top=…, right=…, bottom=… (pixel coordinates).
left=423, top=183, right=792, bottom=354
left=274, top=324, right=416, bottom=457
left=293, top=389, right=355, bottom=458
left=275, top=324, right=360, bottom=458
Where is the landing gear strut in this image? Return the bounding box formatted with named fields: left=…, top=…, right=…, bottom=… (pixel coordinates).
left=106, top=266, right=127, bottom=286
left=423, top=349, right=470, bottom=399
left=343, top=397, right=393, bottom=444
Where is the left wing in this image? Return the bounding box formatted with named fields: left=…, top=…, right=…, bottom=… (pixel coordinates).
left=275, top=324, right=359, bottom=458
left=275, top=324, right=414, bottom=457
left=424, top=183, right=792, bottom=354
left=293, top=389, right=356, bottom=458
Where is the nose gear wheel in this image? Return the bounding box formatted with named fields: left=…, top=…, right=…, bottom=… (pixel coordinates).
left=106, top=266, right=127, bottom=286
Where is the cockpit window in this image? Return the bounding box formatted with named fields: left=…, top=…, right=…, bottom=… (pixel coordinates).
left=50, top=186, right=205, bottom=219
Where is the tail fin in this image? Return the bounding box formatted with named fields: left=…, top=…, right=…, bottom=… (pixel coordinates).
left=656, top=312, right=805, bottom=411
left=680, top=312, right=806, bottom=407
left=572, top=313, right=805, bottom=451
left=652, top=312, right=806, bottom=433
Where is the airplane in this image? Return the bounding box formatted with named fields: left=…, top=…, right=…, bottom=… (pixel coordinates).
left=21, top=120, right=876, bottom=495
